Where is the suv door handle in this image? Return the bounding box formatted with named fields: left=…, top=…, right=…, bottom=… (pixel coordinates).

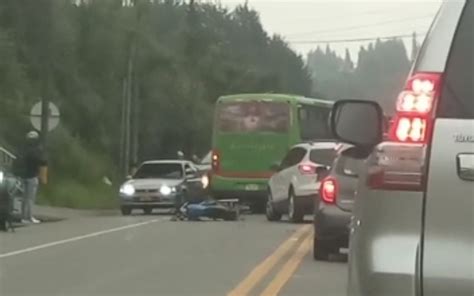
left=457, top=154, right=474, bottom=181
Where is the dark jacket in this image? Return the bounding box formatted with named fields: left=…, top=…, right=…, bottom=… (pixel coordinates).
left=14, top=141, right=47, bottom=179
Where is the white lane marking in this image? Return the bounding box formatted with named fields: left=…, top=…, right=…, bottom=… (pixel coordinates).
left=0, top=218, right=161, bottom=259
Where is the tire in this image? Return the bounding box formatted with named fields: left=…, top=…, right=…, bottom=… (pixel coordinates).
left=121, top=206, right=132, bottom=216
left=266, top=190, right=282, bottom=222
left=313, top=236, right=331, bottom=261
left=143, top=207, right=152, bottom=215
left=288, top=190, right=304, bottom=223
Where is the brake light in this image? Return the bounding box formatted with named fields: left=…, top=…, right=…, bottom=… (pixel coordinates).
left=389, top=72, right=441, bottom=143
left=211, top=150, right=220, bottom=172
left=368, top=72, right=441, bottom=191
left=320, top=177, right=338, bottom=204
left=393, top=116, right=428, bottom=143
left=298, top=163, right=316, bottom=175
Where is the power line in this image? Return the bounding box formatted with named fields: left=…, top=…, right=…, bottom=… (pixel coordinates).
left=287, top=14, right=434, bottom=38
left=285, top=7, right=416, bottom=26
left=289, top=32, right=427, bottom=45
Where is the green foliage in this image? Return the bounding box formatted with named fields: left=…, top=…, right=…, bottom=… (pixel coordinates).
left=307, top=39, right=411, bottom=114
left=0, top=0, right=311, bottom=208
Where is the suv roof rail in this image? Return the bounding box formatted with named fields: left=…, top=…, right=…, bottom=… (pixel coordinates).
left=301, top=139, right=337, bottom=144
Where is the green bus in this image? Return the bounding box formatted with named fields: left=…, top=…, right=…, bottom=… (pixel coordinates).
left=209, top=93, right=334, bottom=209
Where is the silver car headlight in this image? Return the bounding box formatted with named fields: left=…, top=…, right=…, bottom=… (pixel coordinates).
left=120, top=184, right=135, bottom=196
left=159, top=185, right=176, bottom=196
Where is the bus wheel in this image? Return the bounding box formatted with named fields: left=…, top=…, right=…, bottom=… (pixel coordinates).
left=266, top=191, right=282, bottom=222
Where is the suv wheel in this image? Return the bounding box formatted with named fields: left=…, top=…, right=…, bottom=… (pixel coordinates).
left=121, top=206, right=132, bottom=216
left=143, top=208, right=152, bottom=215
left=288, top=190, right=304, bottom=223
left=313, top=236, right=331, bottom=261
left=266, top=190, right=282, bottom=222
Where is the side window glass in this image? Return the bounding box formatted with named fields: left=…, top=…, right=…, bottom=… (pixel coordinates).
left=438, top=2, right=473, bottom=119
left=281, top=150, right=295, bottom=169
left=288, top=148, right=306, bottom=167
left=298, top=106, right=332, bottom=140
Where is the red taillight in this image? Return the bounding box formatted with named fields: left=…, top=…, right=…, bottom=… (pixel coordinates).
left=298, top=163, right=316, bottom=175
left=389, top=72, right=441, bottom=144
left=367, top=72, right=441, bottom=191
left=320, top=177, right=338, bottom=204
left=392, top=116, right=428, bottom=143
left=211, top=150, right=220, bottom=172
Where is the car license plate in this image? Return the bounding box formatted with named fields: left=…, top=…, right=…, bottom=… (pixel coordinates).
left=245, top=184, right=259, bottom=191
left=140, top=195, right=153, bottom=202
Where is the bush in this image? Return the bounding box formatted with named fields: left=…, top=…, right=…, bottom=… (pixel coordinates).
left=38, top=128, right=118, bottom=209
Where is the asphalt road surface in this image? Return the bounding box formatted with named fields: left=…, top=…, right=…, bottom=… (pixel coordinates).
left=0, top=209, right=347, bottom=296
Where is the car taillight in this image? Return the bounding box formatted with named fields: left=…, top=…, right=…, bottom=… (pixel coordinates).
left=389, top=72, right=441, bottom=144
left=298, top=163, right=316, bottom=175
left=368, top=72, right=441, bottom=191
left=211, top=150, right=220, bottom=172
left=320, top=177, right=338, bottom=204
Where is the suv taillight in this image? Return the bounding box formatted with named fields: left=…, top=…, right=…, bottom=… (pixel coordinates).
left=389, top=72, right=442, bottom=143
left=368, top=72, right=442, bottom=191
left=298, top=163, right=316, bottom=175
left=211, top=149, right=220, bottom=172
left=320, top=177, right=338, bottom=204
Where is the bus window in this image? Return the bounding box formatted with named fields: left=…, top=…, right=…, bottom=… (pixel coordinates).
left=298, top=105, right=331, bottom=141
left=217, top=102, right=289, bottom=133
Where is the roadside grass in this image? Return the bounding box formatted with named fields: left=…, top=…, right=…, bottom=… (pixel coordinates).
left=39, top=179, right=118, bottom=209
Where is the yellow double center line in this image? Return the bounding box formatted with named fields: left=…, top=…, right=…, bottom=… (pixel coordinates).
left=227, top=225, right=313, bottom=296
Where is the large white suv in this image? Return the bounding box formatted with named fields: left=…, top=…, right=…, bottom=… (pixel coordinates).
left=329, top=1, right=473, bottom=295
left=266, top=141, right=337, bottom=223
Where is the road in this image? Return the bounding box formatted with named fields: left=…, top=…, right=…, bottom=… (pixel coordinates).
left=0, top=209, right=346, bottom=296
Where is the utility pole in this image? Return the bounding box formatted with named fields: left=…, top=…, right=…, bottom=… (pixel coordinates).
left=40, top=1, right=54, bottom=148
left=121, top=0, right=143, bottom=177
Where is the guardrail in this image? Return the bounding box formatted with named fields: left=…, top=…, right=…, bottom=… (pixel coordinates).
left=0, top=146, right=16, bottom=169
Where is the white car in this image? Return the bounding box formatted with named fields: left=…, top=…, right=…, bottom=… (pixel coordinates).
left=266, top=142, right=337, bottom=223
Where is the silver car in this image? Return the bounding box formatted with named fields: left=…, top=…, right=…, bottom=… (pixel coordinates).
left=329, top=1, right=473, bottom=295
left=119, top=160, right=207, bottom=215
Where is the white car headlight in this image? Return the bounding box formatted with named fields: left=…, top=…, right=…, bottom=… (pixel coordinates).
left=120, top=184, right=135, bottom=196
left=159, top=185, right=173, bottom=196
left=0, top=171, right=4, bottom=184
left=201, top=174, right=209, bottom=189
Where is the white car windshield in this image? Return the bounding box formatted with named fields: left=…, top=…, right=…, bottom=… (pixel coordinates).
left=134, top=163, right=183, bottom=179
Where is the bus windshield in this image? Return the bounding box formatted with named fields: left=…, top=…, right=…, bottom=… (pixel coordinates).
left=217, top=101, right=289, bottom=133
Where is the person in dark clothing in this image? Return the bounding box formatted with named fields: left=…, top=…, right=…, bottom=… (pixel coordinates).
left=16, top=131, right=48, bottom=224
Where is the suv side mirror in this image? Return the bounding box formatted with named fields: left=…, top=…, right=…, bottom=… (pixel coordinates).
left=126, top=175, right=133, bottom=180
left=330, top=100, right=384, bottom=148
left=316, top=166, right=330, bottom=180
left=185, top=168, right=196, bottom=178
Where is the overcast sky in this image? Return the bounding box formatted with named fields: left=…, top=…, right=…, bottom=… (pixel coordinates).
left=212, top=0, right=443, bottom=61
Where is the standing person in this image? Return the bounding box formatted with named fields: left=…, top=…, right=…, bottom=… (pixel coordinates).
left=16, top=131, right=48, bottom=224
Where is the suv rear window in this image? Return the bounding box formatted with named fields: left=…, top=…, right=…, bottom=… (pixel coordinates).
left=309, top=148, right=337, bottom=166
left=438, top=1, right=473, bottom=119
left=335, top=155, right=361, bottom=177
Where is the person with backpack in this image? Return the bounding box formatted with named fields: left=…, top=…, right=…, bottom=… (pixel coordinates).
left=14, top=131, right=48, bottom=224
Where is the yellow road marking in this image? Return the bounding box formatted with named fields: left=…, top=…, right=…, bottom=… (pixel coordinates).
left=259, top=235, right=312, bottom=296
left=227, top=225, right=311, bottom=296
